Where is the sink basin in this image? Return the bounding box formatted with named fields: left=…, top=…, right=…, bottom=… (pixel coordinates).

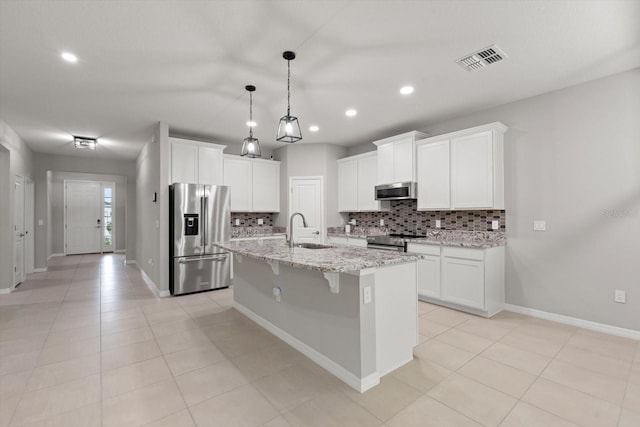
left=293, top=243, right=333, bottom=250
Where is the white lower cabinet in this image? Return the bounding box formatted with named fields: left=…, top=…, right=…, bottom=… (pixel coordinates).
left=407, top=243, right=504, bottom=317
left=327, top=235, right=367, bottom=248
left=407, top=244, right=441, bottom=299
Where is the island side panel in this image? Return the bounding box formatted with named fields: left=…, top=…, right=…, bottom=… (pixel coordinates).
left=374, top=261, right=418, bottom=376
left=232, top=256, right=377, bottom=386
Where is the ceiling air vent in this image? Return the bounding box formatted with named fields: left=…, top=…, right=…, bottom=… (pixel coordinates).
left=456, top=44, right=508, bottom=72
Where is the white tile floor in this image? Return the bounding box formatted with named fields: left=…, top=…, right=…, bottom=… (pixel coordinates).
left=0, top=254, right=638, bottom=426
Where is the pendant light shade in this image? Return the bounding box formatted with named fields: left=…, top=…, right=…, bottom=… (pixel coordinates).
left=241, top=85, right=261, bottom=158
left=276, top=51, right=302, bottom=143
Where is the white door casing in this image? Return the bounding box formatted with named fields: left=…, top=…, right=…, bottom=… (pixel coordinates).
left=289, top=177, right=324, bottom=244
left=25, top=178, right=34, bottom=274
left=14, top=174, right=25, bottom=286
left=65, top=180, right=102, bottom=255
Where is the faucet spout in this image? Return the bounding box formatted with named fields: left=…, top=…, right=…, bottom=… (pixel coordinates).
left=289, top=212, right=308, bottom=248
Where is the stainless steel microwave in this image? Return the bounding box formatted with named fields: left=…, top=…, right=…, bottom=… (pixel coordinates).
left=374, top=182, right=417, bottom=201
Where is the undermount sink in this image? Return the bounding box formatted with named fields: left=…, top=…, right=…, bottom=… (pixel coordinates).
left=293, top=243, right=333, bottom=250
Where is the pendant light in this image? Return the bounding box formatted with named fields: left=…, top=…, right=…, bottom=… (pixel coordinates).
left=241, top=85, right=261, bottom=158
left=276, top=51, right=302, bottom=143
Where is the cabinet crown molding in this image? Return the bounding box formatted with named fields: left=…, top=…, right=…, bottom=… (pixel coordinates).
left=417, top=122, right=507, bottom=145
left=372, top=130, right=428, bottom=146
left=337, top=151, right=376, bottom=163
left=169, top=136, right=227, bottom=151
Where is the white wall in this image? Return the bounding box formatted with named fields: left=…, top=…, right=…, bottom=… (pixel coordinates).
left=135, top=124, right=163, bottom=287
left=0, top=120, right=34, bottom=291
left=274, top=143, right=347, bottom=229
left=33, top=153, right=137, bottom=269
left=393, top=69, right=639, bottom=331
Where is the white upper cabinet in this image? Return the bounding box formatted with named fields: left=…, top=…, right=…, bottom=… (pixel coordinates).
left=223, top=155, right=280, bottom=212
left=169, top=137, right=226, bottom=186
left=374, top=131, right=427, bottom=185
left=417, top=139, right=450, bottom=210
left=338, top=159, right=358, bottom=212
left=338, top=152, right=387, bottom=212
left=416, top=122, right=507, bottom=210
left=252, top=160, right=280, bottom=212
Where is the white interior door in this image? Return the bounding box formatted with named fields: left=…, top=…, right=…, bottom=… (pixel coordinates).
left=25, top=179, right=34, bottom=274
left=65, top=181, right=102, bottom=255
left=289, top=177, right=323, bottom=244
left=14, top=174, right=25, bottom=286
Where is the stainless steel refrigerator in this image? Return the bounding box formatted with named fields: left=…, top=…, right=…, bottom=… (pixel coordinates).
left=169, top=183, right=231, bottom=296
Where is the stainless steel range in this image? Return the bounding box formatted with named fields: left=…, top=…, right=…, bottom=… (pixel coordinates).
left=366, top=234, right=423, bottom=252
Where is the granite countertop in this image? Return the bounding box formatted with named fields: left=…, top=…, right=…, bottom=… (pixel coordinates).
left=215, top=239, right=424, bottom=273
left=231, top=233, right=286, bottom=240
left=326, top=226, right=387, bottom=240
left=231, top=226, right=286, bottom=239
left=407, top=231, right=506, bottom=249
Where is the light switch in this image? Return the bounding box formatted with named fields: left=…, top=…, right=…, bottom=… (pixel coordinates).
left=38, top=219, right=44, bottom=226
left=380, top=219, right=384, bottom=226
left=235, top=219, right=240, bottom=226
left=435, top=220, right=441, bottom=229
left=258, top=218, right=264, bottom=225
left=491, top=220, right=500, bottom=230
left=533, top=220, right=546, bottom=231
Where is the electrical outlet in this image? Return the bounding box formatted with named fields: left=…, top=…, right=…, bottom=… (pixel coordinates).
left=350, top=219, right=357, bottom=226
left=363, top=286, right=372, bottom=304
left=533, top=220, right=546, bottom=231
left=435, top=220, right=442, bottom=229
left=273, top=286, right=282, bottom=303
left=492, top=220, right=500, bottom=230
left=614, top=290, right=626, bottom=303
left=380, top=219, right=384, bottom=226
left=258, top=218, right=264, bottom=225
left=235, top=218, right=240, bottom=226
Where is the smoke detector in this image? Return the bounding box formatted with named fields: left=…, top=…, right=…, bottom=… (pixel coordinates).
left=456, top=44, right=508, bottom=72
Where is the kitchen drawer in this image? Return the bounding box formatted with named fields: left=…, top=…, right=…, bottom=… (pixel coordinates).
left=406, top=243, right=440, bottom=256
left=442, top=246, right=484, bottom=261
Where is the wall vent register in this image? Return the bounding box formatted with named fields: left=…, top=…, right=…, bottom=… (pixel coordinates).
left=456, top=44, right=508, bottom=72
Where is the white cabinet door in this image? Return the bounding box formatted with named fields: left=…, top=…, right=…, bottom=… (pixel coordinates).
left=376, top=143, right=394, bottom=185
left=451, top=131, right=493, bottom=209
left=223, top=157, right=252, bottom=212
left=338, top=159, right=358, bottom=212
left=348, top=238, right=367, bottom=248
left=252, top=161, right=280, bottom=212
left=171, top=142, right=198, bottom=184
left=417, top=139, right=450, bottom=210
left=442, top=253, right=485, bottom=309
left=198, top=146, right=223, bottom=185
left=328, top=236, right=349, bottom=246
left=394, top=137, right=414, bottom=183
left=357, top=154, right=378, bottom=211
left=407, top=243, right=441, bottom=299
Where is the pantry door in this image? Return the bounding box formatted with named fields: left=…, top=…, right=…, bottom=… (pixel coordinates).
left=65, top=181, right=102, bottom=255
left=289, top=177, right=324, bottom=244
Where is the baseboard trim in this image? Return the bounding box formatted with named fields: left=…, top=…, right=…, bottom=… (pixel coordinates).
left=33, top=267, right=47, bottom=273
left=48, top=253, right=63, bottom=260
left=504, top=303, right=640, bottom=341
left=135, top=264, right=170, bottom=298
left=124, top=260, right=137, bottom=265
left=0, top=288, right=11, bottom=295
left=233, top=301, right=380, bottom=393
left=114, top=250, right=126, bottom=254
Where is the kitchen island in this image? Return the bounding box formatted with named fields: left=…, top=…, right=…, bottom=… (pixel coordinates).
left=215, top=239, right=424, bottom=392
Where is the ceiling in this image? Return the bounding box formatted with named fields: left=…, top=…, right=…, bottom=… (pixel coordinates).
left=0, top=0, right=638, bottom=160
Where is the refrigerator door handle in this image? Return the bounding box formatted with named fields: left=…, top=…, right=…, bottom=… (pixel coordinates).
left=178, top=254, right=229, bottom=263
left=203, top=196, right=208, bottom=250
left=200, top=196, right=205, bottom=249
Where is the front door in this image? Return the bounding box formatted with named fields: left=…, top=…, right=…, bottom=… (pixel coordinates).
left=289, top=177, right=323, bottom=244
left=14, top=174, right=25, bottom=286
left=65, top=181, right=102, bottom=255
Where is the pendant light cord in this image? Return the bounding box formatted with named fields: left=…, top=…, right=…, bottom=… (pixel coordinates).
left=287, top=59, right=291, bottom=117
left=249, top=91, right=253, bottom=138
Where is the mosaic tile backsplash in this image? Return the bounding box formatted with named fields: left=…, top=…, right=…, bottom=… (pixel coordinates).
left=230, top=213, right=275, bottom=227
left=347, top=200, right=505, bottom=234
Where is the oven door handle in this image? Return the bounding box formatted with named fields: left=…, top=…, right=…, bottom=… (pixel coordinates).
left=367, top=243, right=405, bottom=252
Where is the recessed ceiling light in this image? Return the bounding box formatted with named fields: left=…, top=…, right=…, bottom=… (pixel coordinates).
left=61, top=52, right=78, bottom=63
left=345, top=109, right=357, bottom=117
left=400, top=86, right=414, bottom=95
left=246, top=121, right=257, bottom=128
left=309, top=125, right=319, bottom=132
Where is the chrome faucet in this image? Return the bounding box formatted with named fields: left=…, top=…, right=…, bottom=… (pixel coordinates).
left=288, top=212, right=308, bottom=248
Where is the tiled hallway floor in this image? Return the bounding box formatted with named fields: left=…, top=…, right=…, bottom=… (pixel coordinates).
left=0, top=254, right=638, bottom=426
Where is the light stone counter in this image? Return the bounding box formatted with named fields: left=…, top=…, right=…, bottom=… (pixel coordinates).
left=216, top=239, right=424, bottom=273
left=407, top=230, right=506, bottom=249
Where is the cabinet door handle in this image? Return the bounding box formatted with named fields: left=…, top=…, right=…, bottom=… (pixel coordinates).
left=312, top=231, right=320, bottom=235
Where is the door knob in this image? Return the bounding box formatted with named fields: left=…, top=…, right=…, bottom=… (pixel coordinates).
left=19, top=233, right=25, bottom=237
